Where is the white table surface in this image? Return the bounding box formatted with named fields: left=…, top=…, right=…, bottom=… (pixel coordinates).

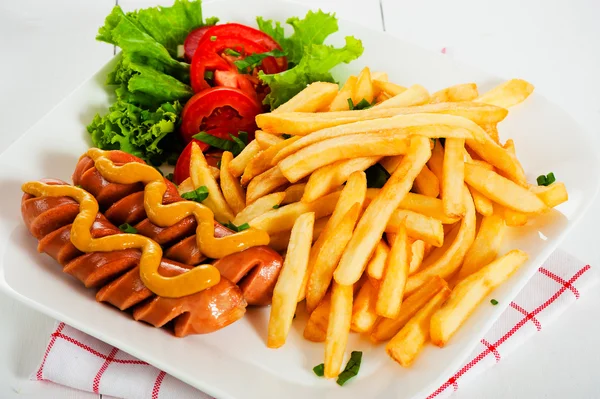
left=1, top=0, right=599, bottom=398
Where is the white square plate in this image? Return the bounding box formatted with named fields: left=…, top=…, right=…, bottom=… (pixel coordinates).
left=1, top=0, right=598, bottom=398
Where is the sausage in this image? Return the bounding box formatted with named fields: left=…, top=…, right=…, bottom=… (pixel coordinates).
left=21, top=181, right=247, bottom=337
left=71, top=150, right=283, bottom=305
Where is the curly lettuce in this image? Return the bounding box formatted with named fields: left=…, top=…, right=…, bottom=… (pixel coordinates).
left=90, top=0, right=216, bottom=163
left=257, top=10, right=364, bottom=109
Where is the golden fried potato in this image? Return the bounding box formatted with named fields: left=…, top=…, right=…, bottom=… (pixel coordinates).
left=220, top=151, right=246, bottom=215
left=376, top=224, right=409, bottom=318
left=431, top=83, right=478, bottom=103
left=475, top=79, right=534, bottom=108
left=431, top=250, right=528, bottom=346
left=458, top=211, right=506, bottom=279
left=324, top=282, right=353, bottom=378
left=372, top=84, right=430, bottom=109
left=442, top=138, right=466, bottom=217
left=274, top=82, right=339, bottom=113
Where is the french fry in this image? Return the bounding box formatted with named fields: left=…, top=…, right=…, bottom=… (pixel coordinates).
left=414, top=165, right=440, bottom=198
left=405, top=186, right=476, bottom=294
left=302, top=156, right=380, bottom=203
left=272, top=112, right=488, bottom=165
left=257, top=102, right=508, bottom=136
left=177, top=177, right=194, bottom=196
left=370, top=276, right=448, bottom=342
left=229, top=140, right=262, bottom=177
left=269, top=217, right=328, bottom=252
left=233, top=192, right=286, bottom=225
left=380, top=155, right=403, bottom=174
left=366, top=239, right=390, bottom=280
left=376, top=224, right=409, bottom=318
left=352, top=67, right=374, bottom=104
left=442, top=138, right=466, bottom=217
left=373, top=80, right=407, bottom=97
left=249, top=191, right=341, bottom=234
left=503, top=138, right=515, bottom=154
left=328, top=76, right=357, bottom=111
left=386, top=209, right=444, bottom=247
left=468, top=185, right=494, bottom=216
left=372, top=84, right=430, bottom=109
left=351, top=279, right=379, bottom=333
left=334, top=136, right=431, bottom=285
left=475, top=79, right=534, bottom=108
left=409, top=240, right=426, bottom=274
left=267, top=212, right=315, bottom=348
left=371, top=71, right=388, bottom=82
left=530, top=182, right=568, bottom=208
left=366, top=190, right=459, bottom=224
left=282, top=183, right=306, bottom=204
left=189, top=142, right=235, bottom=223
left=324, top=282, right=353, bottom=378
left=386, top=286, right=452, bottom=367
left=375, top=91, right=391, bottom=104
left=306, top=171, right=367, bottom=312
left=430, top=83, right=478, bottom=104
left=219, top=151, right=246, bottom=214
left=430, top=250, right=528, bottom=346
left=304, top=292, right=331, bottom=342
left=255, top=131, right=284, bottom=149
left=278, top=133, right=411, bottom=183
left=482, top=123, right=500, bottom=144
left=464, top=163, right=547, bottom=213
left=500, top=205, right=528, bottom=226
left=458, top=212, right=506, bottom=279
left=274, top=82, right=339, bottom=113
left=466, top=134, right=527, bottom=185
left=245, top=166, right=289, bottom=204
left=428, top=139, right=445, bottom=186
left=241, top=136, right=301, bottom=185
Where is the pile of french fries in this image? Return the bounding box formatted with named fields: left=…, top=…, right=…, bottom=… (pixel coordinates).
left=179, top=67, right=569, bottom=379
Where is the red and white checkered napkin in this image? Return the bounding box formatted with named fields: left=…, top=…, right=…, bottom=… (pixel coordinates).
left=33, top=249, right=597, bottom=399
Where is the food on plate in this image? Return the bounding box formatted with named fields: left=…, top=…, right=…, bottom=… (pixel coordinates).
left=21, top=149, right=282, bottom=336
left=19, top=0, right=571, bottom=386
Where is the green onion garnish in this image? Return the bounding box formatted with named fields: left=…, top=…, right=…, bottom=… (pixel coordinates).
left=210, top=35, right=217, bottom=41
left=119, top=223, right=138, bottom=234
left=181, top=186, right=209, bottom=202
left=491, top=299, right=499, bottom=305
left=313, top=363, right=325, bottom=377
left=537, top=172, right=556, bottom=186
left=336, top=351, right=362, bottom=386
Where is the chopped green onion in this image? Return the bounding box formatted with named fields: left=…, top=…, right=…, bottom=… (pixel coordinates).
left=193, top=131, right=247, bottom=156
left=490, top=299, right=499, bottom=305
left=204, top=71, right=214, bottom=80
left=336, top=351, right=362, bottom=386
left=537, top=172, right=556, bottom=186
left=347, top=98, right=374, bottom=111
left=216, top=159, right=222, bottom=169
left=210, top=35, right=217, bottom=41
left=181, top=186, right=209, bottom=202
left=165, top=173, right=174, bottom=182
left=282, top=134, right=292, bottom=139
left=272, top=204, right=280, bottom=209
left=347, top=98, right=354, bottom=110
left=119, top=223, right=138, bottom=234
left=224, top=221, right=250, bottom=232
left=233, top=49, right=286, bottom=73
left=313, top=363, right=325, bottom=377
left=224, top=48, right=241, bottom=57
left=75, top=185, right=83, bottom=189
left=365, top=163, right=391, bottom=188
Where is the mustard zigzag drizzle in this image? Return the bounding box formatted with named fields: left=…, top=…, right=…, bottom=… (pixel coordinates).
left=22, top=148, right=270, bottom=298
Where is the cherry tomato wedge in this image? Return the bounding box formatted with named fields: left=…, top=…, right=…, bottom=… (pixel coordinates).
left=183, top=26, right=212, bottom=62
left=180, top=86, right=262, bottom=144
left=173, top=131, right=230, bottom=185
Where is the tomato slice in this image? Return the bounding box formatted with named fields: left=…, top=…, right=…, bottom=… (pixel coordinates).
left=198, top=23, right=284, bottom=52
left=180, top=86, right=262, bottom=143
left=183, top=26, right=212, bottom=62
left=173, top=131, right=230, bottom=185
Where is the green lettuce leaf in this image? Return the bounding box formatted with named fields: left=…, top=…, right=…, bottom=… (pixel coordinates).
left=259, top=36, right=364, bottom=109
left=87, top=101, right=183, bottom=165
left=125, top=0, right=218, bottom=57
left=108, top=58, right=194, bottom=108
left=257, top=10, right=364, bottom=109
